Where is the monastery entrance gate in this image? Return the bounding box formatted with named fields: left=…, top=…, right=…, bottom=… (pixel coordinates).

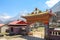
left=22, top=8, right=54, bottom=39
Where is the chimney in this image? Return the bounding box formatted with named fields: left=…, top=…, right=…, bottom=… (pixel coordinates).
left=17, top=19, right=19, bottom=21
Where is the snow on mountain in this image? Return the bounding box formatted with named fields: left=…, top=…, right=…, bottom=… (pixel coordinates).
left=0, top=14, right=11, bottom=23
left=51, top=1, right=60, bottom=12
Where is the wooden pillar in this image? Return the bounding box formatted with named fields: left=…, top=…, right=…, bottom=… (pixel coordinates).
left=45, top=24, right=49, bottom=36
left=44, top=22, right=49, bottom=40
left=26, top=23, right=31, bottom=33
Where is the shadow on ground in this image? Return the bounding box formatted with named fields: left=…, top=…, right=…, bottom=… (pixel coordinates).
left=20, top=35, right=44, bottom=40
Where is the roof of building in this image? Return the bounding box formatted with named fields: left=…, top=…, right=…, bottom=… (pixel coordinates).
left=0, top=24, right=4, bottom=27
left=8, top=20, right=27, bottom=25
left=22, top=8, right=55, bottom=17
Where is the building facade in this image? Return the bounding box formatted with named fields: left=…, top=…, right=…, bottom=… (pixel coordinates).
left=8, top=20, right=28, bottom=35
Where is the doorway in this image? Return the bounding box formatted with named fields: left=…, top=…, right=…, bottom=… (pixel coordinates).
left=30, top=22, right=45, bottom=38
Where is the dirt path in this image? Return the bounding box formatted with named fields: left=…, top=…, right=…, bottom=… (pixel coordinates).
left=0, top=35, right=44, bottom=40
left=33, top=31, right=44, bottom=38
left=0, top=27, right=45, bottom=40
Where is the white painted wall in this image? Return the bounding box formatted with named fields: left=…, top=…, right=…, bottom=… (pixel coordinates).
left=1, top=26, right=9, bottom=33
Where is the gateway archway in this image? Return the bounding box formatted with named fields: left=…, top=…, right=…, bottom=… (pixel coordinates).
left=22, top=8, right=54, bottom=39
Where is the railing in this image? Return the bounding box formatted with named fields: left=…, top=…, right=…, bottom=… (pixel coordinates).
left=47, top=30, right=60, bottom=40
left=48, top=28, right=60, bottom=36
left=49, top=30, right=60, bottom=36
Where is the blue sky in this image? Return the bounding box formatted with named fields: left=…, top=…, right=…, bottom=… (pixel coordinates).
left=0, top=0, right=60, bottom=19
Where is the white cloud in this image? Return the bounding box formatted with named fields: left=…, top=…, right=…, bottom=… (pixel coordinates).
left=19, top=10, right=29, bottom=16
left=0, top=13, right=11, bottom=22
left=0, top=13, right=11, bottom=19
left=46, top=0, right=60, bottom=8
left=0, top=15, right=11, bottom=19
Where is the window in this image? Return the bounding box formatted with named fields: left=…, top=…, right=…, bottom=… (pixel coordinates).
left=11, top=27, right=13, bottom=32
left=50, top=31, right=52, bottom=34
left=58, top=32, right=60, bottom=35
left=6, top=29, right=9, bottom=33
left=55, top=32, right=57, bottom=35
